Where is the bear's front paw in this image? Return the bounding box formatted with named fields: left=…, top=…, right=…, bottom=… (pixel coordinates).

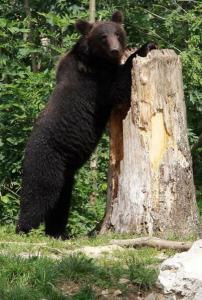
left=145, top=42, right=158, bottom=54
left=136, top=42, right=158, bottom=57
left=16, top=223, right=31, bottom=235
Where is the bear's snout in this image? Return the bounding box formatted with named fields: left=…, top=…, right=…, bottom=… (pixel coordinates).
left=108, top=36, right=120, bottom=50
left=110, top=48, right=120, bottom=56
left=107, top=36, right=122, bottom=59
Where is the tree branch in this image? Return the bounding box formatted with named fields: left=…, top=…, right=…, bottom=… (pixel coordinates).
left=111, top=237, right=192, bottom=251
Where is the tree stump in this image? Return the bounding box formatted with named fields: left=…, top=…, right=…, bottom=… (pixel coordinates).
left=100, top=49, right=200, bottom=237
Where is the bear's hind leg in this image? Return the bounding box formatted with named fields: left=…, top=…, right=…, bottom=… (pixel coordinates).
left=45, top=175, right=74, bottom=239
left=16, top=178, right=63, bottom=235
left=16, top=153, right=66, bottom=235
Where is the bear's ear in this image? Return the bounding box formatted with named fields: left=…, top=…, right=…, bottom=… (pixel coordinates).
left=75, top=20, right=93, bottom=35
left=111, top=11, right=124, bottom=24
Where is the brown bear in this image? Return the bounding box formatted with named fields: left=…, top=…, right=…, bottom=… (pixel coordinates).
left=16, top=11, right=156, bottom=238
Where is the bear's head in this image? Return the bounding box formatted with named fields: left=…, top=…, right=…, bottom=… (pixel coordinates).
left=76, top=11, right=126, bottom=64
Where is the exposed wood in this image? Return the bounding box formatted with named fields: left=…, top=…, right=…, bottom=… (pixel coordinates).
left=100, top=103, right=130, bottom=233
left=110, top=237, right=192, bottom=251
left=100, top=49, right=200, bottom=238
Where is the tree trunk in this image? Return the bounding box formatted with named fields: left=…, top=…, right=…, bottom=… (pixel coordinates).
left=24, top=0, right=37, bottom=73
left=89, top=0, right=96, bottom=23
left=100, top=49, right=200, bottom=238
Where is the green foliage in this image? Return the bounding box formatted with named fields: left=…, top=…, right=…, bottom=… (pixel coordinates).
left=0, top=255, right=65, bottom=300
left=73, top=286, right=96, bottom=300
left=0, top=229, right=182, bottom=298
left=0, top=71, right=54, bottom=223
left=68, top=134, right=109, bottom=236
left=127, top=257, right=158, bottom=290
left=0, top=248, right=159, bottom=299
left=0, top=0, right=201, bottom=235
left=57, top=253, right=125, bottom=289
left=57, top=254, right=98, bottom=281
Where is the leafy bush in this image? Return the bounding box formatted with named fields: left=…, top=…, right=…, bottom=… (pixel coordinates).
left=0, top=71, right=54, bottom=223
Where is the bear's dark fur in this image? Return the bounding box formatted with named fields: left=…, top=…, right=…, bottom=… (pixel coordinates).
left=16, top=11, right=156, bottom=238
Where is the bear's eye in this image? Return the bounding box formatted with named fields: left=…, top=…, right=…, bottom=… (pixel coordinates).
left=115, top=32, right=120, bottom=39
left=101, top=34, right=107, bottom=41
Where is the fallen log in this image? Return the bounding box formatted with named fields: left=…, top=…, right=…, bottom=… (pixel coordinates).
left=110, top=237, right=192, bottom=251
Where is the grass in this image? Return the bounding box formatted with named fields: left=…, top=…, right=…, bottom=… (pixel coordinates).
left=0, top=252, right=160, bottom=299
left=127, top=259, right=158, bottom=290
left=0, top=255, right=62, bottom=300
left=0, top=225, right=171, bottom=299
left=0, top=191, right=200, bottom=298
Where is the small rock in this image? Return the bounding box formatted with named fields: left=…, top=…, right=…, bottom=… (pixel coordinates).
left=156, top=253, right=169, bottom=261
left=145, top=293, right=156, bottom=300
left=113, top=289, right=122, bottom=296
left=194, top=287, right=202, bottom=300
left=73, top=245, right=123, bottom=258
left=145, top=293, right=176, bottom=300
left=101, top=289, right=109, bottom=297
left=119, top=277, right=130, bottom=284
